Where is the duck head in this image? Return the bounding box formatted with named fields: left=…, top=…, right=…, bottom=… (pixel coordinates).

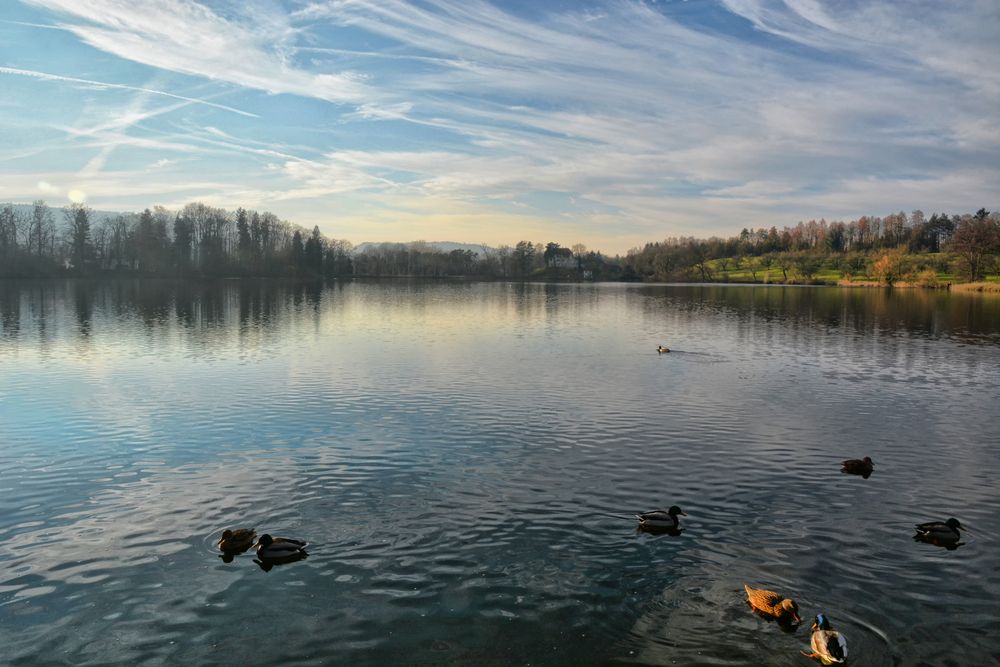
left=812, top=613, right=831, bottom=631
left=668, top=505, right=687, bottom=517
left=862, top=457, right=873, bottom=465
left=217, top=529, right=233, bottom=545
left=780, top=598, right=801, bottom=624
left=256, top=534, right=274, bottom=548
left=945, top=518, right=962, bottom=531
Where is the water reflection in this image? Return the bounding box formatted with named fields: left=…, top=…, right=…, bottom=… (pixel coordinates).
left=1, top=280, right=998, bottom=665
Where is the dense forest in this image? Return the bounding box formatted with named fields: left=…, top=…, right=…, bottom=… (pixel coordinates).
left=1, top=200, right=998, bottom=284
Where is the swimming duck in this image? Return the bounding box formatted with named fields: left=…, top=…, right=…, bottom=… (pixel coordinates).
left=657, top=345, right=670, bottom=354
left=914, top=518, right=962, bottom=542
left=254, top=534, right=308, bottom=561
left=636, top=505, right=686, bottom=529
left=217, top=528, right=257, bottom=553
left=841, top=456, right=873, bottom=477
left=801, top=614, right=848, bottom=664
left=744, top=584, right=801, bottom=624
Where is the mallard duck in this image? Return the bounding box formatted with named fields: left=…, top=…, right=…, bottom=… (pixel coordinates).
left=841, top=456, right=873, bottom=477
left=636, top=505, right=685, bottom=528
left=744, top=584, right=801, bottom=624
left=217, top=528, right=256, bottom=553
left=254, top=534, right=308, bottom=560
left=914, top=518, right=962, bottom=542
left=657, top=345, right=670, bottom=354
left=801, top=614, right=848, bottom=664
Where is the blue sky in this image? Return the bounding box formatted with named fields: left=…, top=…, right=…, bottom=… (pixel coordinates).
left=1, top=0, right=997, bottom=252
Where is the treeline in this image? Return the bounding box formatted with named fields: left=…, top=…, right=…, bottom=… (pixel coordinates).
left=0, top=201, right=618, bottom=280
left=624, top=209, right=1000, bottom=283
left=351, top=240, right=618, bottom=279
left=3, top=200, right=997, bottom=284
left=0, top=201, right=354, bottom=279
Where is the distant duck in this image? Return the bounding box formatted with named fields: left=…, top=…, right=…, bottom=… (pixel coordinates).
left=657, top=345, right=670, bottom=354
left=914, top=518, right=962, bottom=542
left=744, top=584, right=801, bottom=624
left=636, top=505, right=686, bottom=529
left=217, top=528, right=257, bottom=553
left=801, top=614, right=848, bottom=664
left=255, top=534, right=308, bottom=561
left=841, top=456, right=873, bottom=477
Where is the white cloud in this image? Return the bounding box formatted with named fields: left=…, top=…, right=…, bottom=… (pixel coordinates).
left=6, top=0, right=999, bottom=251
left=20, top=0, right=372, bottom=104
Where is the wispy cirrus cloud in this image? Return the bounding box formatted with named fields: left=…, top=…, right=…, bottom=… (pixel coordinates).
left=18, top=0, right=372, bottom=104
left=2, top=0, right=998, bottom=250
left=0, top=66, right=257, bottom=117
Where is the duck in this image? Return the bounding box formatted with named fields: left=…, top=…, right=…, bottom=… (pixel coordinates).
left=801, top=613, right=848, bottom=664
left=636, top=505, right=686, bottom=529
left=744, top=584, right=801, bottom=624
left=657, top=345, right=670, bottom=354
left=914, top=518, right=962, bottom=542
left=254, top=534, right=308, bottom=561
left=841, top=456, right=873, bottom=477
left=217, top=528, right=257, bottom=553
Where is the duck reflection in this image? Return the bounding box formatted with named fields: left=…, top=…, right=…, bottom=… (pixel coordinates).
left=912, top=534, right=964, bottom=551
left=637, top=524, right=684, bottom=537
left=254, top=551, right=308, bottom=572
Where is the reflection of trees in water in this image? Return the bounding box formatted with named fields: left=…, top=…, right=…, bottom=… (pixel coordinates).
left=635, top=284, right=1000, bottom=345
left=73, top=282, right=92, bottom=337
left=2, top=281, right=998, bottom=359
left=0, top=284, right=20, bottom=338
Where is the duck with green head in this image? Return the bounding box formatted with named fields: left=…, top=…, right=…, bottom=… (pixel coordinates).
left=254, top=534, right=308, bottom=561
left=636, top=505, right=686, bottom=529
left=914, top=517, right=962, bottom=542
left=801, top=613, right=848, bottom=664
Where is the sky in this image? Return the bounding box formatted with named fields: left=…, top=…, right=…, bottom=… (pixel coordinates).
left=0, top=0, right=997, bottom=253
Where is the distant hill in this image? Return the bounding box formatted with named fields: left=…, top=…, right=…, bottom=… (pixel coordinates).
left=353, top=241, right=491, bottom=257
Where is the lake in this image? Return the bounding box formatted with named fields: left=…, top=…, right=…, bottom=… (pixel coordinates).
left=1, top=280, right=999, bottom=666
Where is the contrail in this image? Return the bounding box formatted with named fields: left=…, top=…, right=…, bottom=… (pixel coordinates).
left=0, top=66, right=258, bottom=118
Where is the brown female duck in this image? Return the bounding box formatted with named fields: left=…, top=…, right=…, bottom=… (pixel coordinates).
left=744, top=584, right=801, bottom=624
left=217, top=528, right=257, bottom=553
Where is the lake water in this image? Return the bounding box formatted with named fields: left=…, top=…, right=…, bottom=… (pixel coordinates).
left=1, top=280, right=999, bottom=666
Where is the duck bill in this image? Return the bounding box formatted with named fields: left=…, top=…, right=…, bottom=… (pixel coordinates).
left=679, top=512, right=688, bottom=516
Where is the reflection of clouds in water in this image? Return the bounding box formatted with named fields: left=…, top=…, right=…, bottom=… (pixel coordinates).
left=2, top=282, right=1000, bottom=664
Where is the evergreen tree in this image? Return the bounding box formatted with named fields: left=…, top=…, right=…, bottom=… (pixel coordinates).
left=304, top=225, right=324, bottom=277
left=66, top=203, right=92, bottom=270
left=290, top=229, right=304, bottom=275
left=173, top=213, right=192, bottom=272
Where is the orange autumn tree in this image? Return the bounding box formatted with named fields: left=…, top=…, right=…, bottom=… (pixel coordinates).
left=872, top=250, right=907, bottom=286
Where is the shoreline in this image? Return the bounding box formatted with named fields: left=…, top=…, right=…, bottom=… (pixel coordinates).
left=1, top=274, right=998, bottom=292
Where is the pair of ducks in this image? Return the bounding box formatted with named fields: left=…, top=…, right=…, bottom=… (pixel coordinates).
left=744, top=586, right=847, bottom=664
left=840, top=456, right=966, bottom=547
left=217, top=528, right=308, bottom=563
